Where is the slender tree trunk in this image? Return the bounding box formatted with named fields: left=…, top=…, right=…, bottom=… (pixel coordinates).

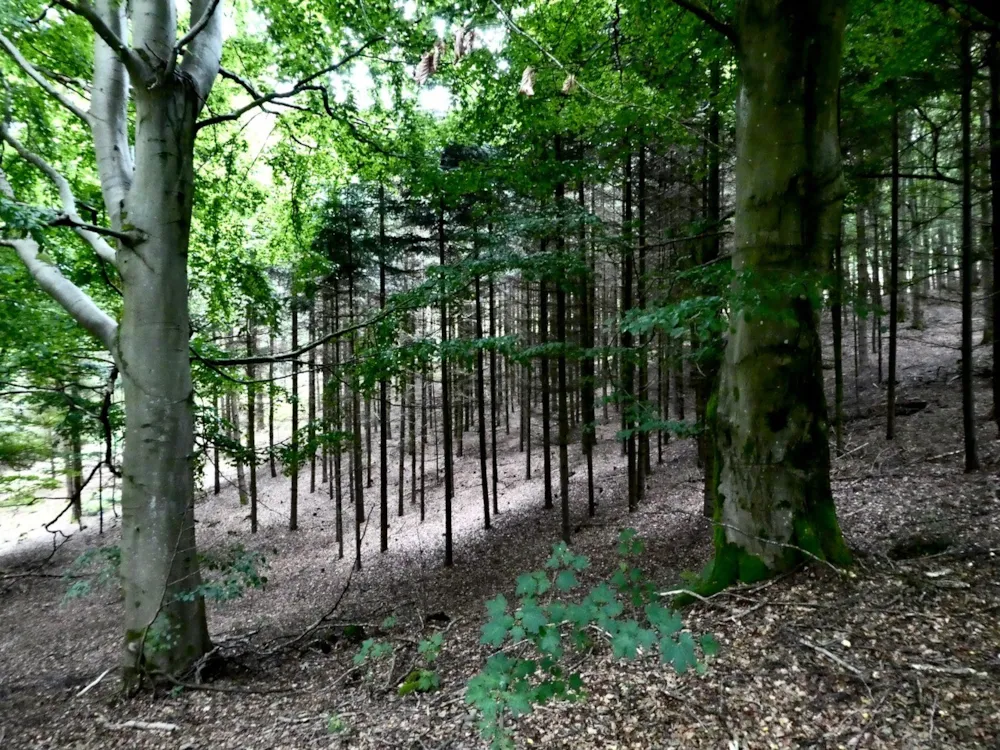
left=489, top=276, right=500, bottom=515
left=350, top=276, right=365, bottom=568
left=333, top=282, right=343, bottom=559
left=961, top=26, right=980, bottom=471
left=579, top=177, right=596, bottom=518
left=699, top=57, right=723, bottom=516
left=246, top=314, right=258, bottom=533
left=887, top=104, right=900, bottom=440
left=379, top=186, right=389, bottom=552
left=439, top=199, right=454, bottom=566
left=988, top=31, right=1000, bottom=436
left=832, top=222, right=845, bottom=455
left=268, top=330, right=277, bottom=478
left=637, top=145, right=649, bottom=497
left=707, top=0, right=851, bottom=588
left=290, top=297, right=299, bottom=528
left=540, top=271, right=553, bottom=510
left=622, top=149, right=637, bottom=512
left=395, top=375, right=406, bottom=518
left=308, top=301, right=316, bottom=494
left=213, top=394, right=221, bottom=495
left=856, top=205, right=870, bottom=371
left=475, top=264, right=491, bottom=529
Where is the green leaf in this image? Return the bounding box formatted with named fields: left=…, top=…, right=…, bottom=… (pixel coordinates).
left=555, top=569, right=579, bottom=592
left=700, top=633, right=719, bottom=657
left=538, top=627, right=562, bottom=658
left=481, top=615, right=514, bottom=646
left=645, top=603, right=682, bottom=635
left=485, top=594, right=508, bottom=619
left=519, top=602, right=548, bottom=635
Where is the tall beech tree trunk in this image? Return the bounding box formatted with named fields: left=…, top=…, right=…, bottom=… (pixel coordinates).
left=706, top=0, right=851, bottom=589
left=117, top=69, right=217, bottom=677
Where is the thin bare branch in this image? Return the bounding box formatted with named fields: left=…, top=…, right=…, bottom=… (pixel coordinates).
left=195, top=37, right=383, bottom=130
left=175, top=0, right=223, bottom=55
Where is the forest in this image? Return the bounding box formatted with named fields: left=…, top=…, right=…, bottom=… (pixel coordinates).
left=0, top=0, right=998, bottom=747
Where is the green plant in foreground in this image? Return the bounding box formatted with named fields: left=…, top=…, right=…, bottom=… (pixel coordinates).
left=466, top=529, right=718, bottom=749
left=326, top=713, right=348, bottom=734
left=398, top=631, right=444, bottom=696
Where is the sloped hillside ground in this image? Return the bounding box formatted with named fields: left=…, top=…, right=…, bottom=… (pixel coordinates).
left=2, top=301, right=999, bottom=750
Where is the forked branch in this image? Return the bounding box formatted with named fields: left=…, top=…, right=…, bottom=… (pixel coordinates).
left=0, top=127, right=130, bottom=261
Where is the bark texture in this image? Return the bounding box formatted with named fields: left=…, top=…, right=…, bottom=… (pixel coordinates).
left=708, top=0, right=851, bottom=588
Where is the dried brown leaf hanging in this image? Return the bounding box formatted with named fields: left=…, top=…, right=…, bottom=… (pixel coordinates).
left=518, top=66, right=535, bottom=96
left=413, top=51, right=434, bottom=85
left=561, top=73, right=578, bottom=95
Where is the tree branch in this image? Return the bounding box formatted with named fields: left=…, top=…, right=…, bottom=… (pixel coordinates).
left=89, top=0, right=133, bottom=226
left=53, top=0, right=150, bottom=84
left=175, top=0, right=223, bottom=55
left=179, top=0, right=224, bottom=104
left=195, top=37, right=383, bottom=130
left=0, top=127, right=125, bottom=262
left=669, top=0, right=738, bottom=46
left=0, top=238, right=117, bottom=350
left=0, top=34, right=92, bottom=125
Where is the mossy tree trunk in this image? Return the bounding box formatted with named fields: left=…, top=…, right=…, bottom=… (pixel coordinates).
left=706, top=0, right=852, bottom=589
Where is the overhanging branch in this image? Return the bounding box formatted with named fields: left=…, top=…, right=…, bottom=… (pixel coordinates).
left=196, top=37, right=383, bottom=130
left=670, top=0, right=738, bottom=46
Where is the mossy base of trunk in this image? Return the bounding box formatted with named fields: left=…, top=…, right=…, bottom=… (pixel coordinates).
left=683, top=502, right=852, bottom=602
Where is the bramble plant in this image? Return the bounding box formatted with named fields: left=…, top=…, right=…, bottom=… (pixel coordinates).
left=465, top=529, right=718, bottom=749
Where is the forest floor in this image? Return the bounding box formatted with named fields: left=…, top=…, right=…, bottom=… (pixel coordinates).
left=2, top=301, right=1000, bottom=750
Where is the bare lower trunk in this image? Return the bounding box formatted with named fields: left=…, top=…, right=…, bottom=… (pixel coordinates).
left=119, top=85, right=210, bottom=680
